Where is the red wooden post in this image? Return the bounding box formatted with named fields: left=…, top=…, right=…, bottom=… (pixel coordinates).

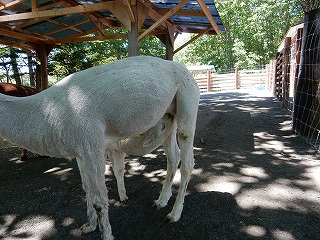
left=235, top=67, right=240, bottom=89
left=207, top=69, right=211, bottom=92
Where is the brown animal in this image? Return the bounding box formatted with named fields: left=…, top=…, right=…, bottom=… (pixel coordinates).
left=0, top=82, right=38, bottom=161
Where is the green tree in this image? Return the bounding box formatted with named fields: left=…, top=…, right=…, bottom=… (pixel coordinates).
left=139, top=36, right=166, bottom=58
left=176, top=0, right=304, bottom=71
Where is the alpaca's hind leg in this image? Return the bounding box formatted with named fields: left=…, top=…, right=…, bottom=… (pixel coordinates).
left=154, top=121, right=180, bottom=209
left=108, top=149, right=128, bottom=201
left=166, top=124, right=195, bottom=223
left=76, top=153, right=113, bottom=240
left=166, top=86, right=199, bottom=223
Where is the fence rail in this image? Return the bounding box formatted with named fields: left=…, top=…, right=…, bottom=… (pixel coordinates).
left=190, top=68, right=267, bottom=92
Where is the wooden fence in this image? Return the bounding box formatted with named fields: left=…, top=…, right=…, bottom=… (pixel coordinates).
left=188, top=67, right=267, bottom=92
left=266, top=22, right=320, bottom=150
left=266, top=23, right=303, bottom=111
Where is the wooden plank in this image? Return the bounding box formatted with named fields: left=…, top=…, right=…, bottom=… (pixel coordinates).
left=119, top=0, right=134, bottom=22
left=0, top=28, right=46, bottom=43
left=31, top=0, right=38, bottom=12
left=196, top=0, right=220, bottom=34
left=138, top=0, right=188, bottom=41
left=128, top=4, right=139, bottom=56
left=157, top=8, right=206, bottom=17
left=50, top=33, right=128, bottom=44
left=106, top=1, right=133, bottom=31
left=0, top=0, right=25, bottom=11
left=137, top=0, right=149, bottom=31
left=173, top=27, right=210, bottom=54
left=0, top=2, right=119, bottom=22
left=137, top=0, right=177, bottom=33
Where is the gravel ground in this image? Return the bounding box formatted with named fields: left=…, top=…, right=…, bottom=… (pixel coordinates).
left=0, top=89, right=319, bottom=240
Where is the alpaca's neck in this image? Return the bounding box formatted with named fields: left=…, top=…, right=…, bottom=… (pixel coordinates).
left=0, top=94, right=39, bottom=148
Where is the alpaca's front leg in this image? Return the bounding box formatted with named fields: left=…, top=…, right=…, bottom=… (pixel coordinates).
left=108, top=149, right=128, bottom=202
left=80, top=201, right=97, bottom=234
left=76, top=154, right=113, bottom=240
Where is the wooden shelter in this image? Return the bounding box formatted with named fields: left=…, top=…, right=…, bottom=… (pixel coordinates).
left=0, top=0, right=224, bottom=89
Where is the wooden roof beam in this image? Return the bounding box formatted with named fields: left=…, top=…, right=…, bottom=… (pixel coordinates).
left=0, top=0, right=27, bottom=11
left=173, top=27, right=211, bottom=54
left=107, top=1, right=133, bottom=31
left=157, top=8, right=221, bottom=18
left=137, top=0, right=178, bottom=45
left=0, top=39, right=33, bottom=51
left=196, top=0, right=220, bottom=34
left=0, top=27, right=46, bottom=43
left=0, top=2, right=122, bottom=23
left=55, top=0, right=106, bottom=35
left=138, top=0, right=188, bottom=41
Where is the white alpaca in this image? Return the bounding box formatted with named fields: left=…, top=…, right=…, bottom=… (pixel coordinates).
left=0, top=56, right=200, bottom=240
left=110, top=113, right=174, bottom=202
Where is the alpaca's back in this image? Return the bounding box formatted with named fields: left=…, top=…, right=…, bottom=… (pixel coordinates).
left=36, top=56, right=195, bottom=138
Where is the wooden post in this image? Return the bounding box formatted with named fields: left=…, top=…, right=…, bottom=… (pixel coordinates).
left=283, top=37, right=291, bottom=109
left=39, top=44, right=49, bottom=90
left=294, top=27, right=303, bottom=94
left=235, top=67, right=240, bottom=89
left=128, top=4, right=139, bottom=57
left=206, top=69, right=211, bottom=92
left=35, top=43, right=54, bottom=90
left=166, top=32, right=173, bottom=60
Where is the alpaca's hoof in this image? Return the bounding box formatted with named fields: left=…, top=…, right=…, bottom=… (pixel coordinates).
left=120, top=195, right=129, bottom=202
left=165, top=212, right=180, bottom=223
left=153, top=200, right=165, bottom=210
left=19, top=154, right=28, bottom=161
left=80, top=223, right=96, bottom=234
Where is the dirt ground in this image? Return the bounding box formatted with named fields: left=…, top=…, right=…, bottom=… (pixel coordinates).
left=0, top=89, right=319, bottom=240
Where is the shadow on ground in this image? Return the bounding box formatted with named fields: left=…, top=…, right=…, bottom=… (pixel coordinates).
left=0, top=89, right=319, bottom=240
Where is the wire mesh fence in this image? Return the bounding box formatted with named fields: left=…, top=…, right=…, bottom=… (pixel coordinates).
left=267, top=16, right=320, bottom=151
left=293, top=15, right=320, bottom=150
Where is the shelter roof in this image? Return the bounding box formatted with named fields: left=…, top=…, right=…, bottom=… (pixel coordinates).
left=0, top=0, right=224, bottom=52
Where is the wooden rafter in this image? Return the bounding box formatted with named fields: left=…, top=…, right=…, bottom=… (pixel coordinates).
left=157, top=8, right=206, bottom=17
left=173, top=27, right=211, bottom=54
left=138, top=0, right=188, bottom=41
left=0, top=2, right=118, bottom=23
left=196, top=0, right=220, bottom=34
left=137, top=0, right=178, bottom=46
left=57, top=0, right=106, bottom=36
left=0, top=28, right=46, bottom=43
left=0, top=0, right=26, bottom=11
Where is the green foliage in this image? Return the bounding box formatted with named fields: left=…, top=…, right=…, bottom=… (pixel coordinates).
left=176, top=0, right=304, bottom=71
left=48, top=29, right=168, bottom=79
left=139, top=36, right=166, bottom=58
left=48, top=28, right=128, bottom=79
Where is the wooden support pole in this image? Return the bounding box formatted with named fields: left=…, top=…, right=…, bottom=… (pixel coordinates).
left=166, top=32, right=173, bottom=60
left=283, top=37, right=291, bottom=109
left=35, top=44, right=54, bottom=90
left=207, top=69, right=211, bottom=92
left=128, top=4, right=139, bottom=56
left=39, top=44, right=48, bottom=90
left=235, top=67, right=240, bottom=89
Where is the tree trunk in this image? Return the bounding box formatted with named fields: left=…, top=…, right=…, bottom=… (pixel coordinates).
left=9, top=48, right=21, bottom=85
left=27, top=55, right=35, bottom=87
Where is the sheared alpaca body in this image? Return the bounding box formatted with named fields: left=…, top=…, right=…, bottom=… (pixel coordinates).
left=0, top=56, right=200, bottom=240
left=110, top=113, right=174, bottom=202
left=0, top=82, right=38, bottom=161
